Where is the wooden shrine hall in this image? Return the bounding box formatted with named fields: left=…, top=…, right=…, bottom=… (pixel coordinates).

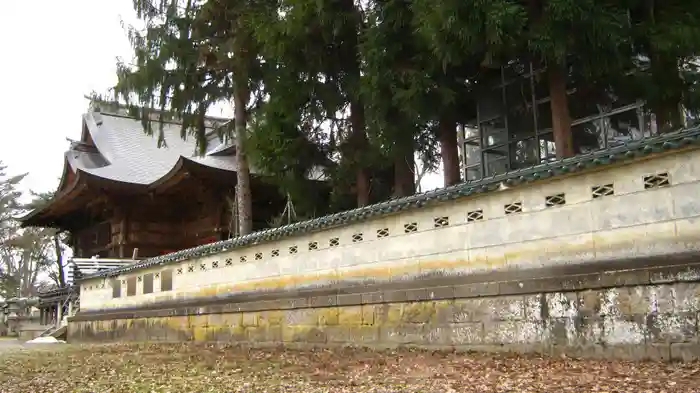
left=20, top=102, right=311, bottom=259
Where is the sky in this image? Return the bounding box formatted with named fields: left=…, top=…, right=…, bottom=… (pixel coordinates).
left=0, top=0, right=442, bottom=198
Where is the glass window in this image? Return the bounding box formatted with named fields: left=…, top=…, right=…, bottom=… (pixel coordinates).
left=462, top=140, right=481, bottom=166
left=505, top=78, right=536, bottom=141
left=465, top=165, right=482, bottom=181
left=510, top=138, right=540, bottom=169
left=572, top=120, right=605, bottom=154
left=484, top=145, right=509, bottom=176
left=508, top=105, right=536, bottom=141
left=640, top=107, right=657, bottom=138
left=463, top=124, right=479, bottom=139
left=538, top=133, right=556, bottom=162
left=604, top=108, right=641, bottom=147
left=480, top=117, right=508, bottom=147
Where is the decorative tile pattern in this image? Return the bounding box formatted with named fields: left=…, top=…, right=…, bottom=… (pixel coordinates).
left=467, top=209, right=484, bottom=222
left=308, top=241, right=318, bottom=251
left=137, top=276, right=142, bottom=282
left=212, top=261, right=219, bottom=268
left=187, top=265, right=194, bottom=273
left=329, top=237, right=340, bottom=247
left=545, top=193, right=566, bottom=207
left=377, top=228, right=389, bottom=238
left=238, top=256, right=246, bottom=263
left=433, top=216, right=449, bottom=228
left=226, top=258, right=233, bottom=266
left=644, top=172, right=670, bottom=189
left=504, top=202, right=523, bottom=215
left=271, top=249, right=280, bottom=257
left=177, top=268, right=183, bottom=275
left=154, top=273, right=160, bottom=279
left=199, top=263, right=206, bottom=271
left=289, top=245, right=298, bottom=254
left=404, top=222, right=418, bottom=233
left=255, top=252, right=263, bottom=260
left=592, top=183, right=614, bottom=198
left=352, top=233, right=363, bottom=243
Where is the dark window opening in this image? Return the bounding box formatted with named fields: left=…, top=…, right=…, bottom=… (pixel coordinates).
left=143, top=273, right=154, bottom=294
left=111, top=279, right=121, bottom=298
left=126, top=277, right=137, bottom=297
left=161, top=269, right=173, bottom=292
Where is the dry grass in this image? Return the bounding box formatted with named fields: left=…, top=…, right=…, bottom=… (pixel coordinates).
left=1, top=343, right=699, bottom=392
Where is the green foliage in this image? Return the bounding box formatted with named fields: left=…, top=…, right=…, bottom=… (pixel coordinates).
left=112, top=0, right=700, bottom=213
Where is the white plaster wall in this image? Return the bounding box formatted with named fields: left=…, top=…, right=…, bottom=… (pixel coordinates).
left=79, top=148, right=700, bottom=311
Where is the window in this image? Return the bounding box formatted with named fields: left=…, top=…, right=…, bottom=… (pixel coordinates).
left=143, top=273, right=154, bottom=294
left=126, top=277, right=137, bottom=297
left=111, top=279, right=121, bottom=298
left=461, top=62, right=651, bottom=180
left=160, top=269, right=173, bottom=292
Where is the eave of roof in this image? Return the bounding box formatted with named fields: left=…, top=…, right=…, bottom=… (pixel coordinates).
left=17, top=168, right=88, bottom=227
left=78, top=125, right=700, bottom=281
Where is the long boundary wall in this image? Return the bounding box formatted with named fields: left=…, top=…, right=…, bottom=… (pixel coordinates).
left=69, top=130, right=700, bottom=360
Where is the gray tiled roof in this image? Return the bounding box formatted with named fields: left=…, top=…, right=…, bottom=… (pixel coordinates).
left=73, top=111, right=243, bottom=184
left=79, top=125, right=700, bottom=280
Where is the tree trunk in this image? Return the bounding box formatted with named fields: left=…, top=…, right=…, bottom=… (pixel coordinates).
left=54, top=235, right=65, bottom=288
left=349, top=99, right=370, bottom=207
left=393, top=150, right=416, bottom=197
left=234, top=72, right=253, bottom=235
left=340, top=0, right=370, bottom=207
left=438, top=113, right=461, bottom=186
left=548, top=64, right=574, bottom=158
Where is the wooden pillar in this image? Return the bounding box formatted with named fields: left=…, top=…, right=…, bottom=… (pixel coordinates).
left=116, top=207, right=130, bottom=258
left=548, top=64, right=574, bottom=158
left=56, top=302, right=63, bottom=325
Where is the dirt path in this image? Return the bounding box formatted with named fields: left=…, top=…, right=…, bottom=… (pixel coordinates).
left=0, top=339, right=23, bottom=354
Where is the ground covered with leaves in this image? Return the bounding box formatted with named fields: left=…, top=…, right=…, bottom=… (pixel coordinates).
left=0, top=343, right=698, bottom=392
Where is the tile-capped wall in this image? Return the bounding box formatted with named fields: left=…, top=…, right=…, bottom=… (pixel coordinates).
left=70, top=260, right=700, bottom=361
left=78, top=149, right=700, bottom=312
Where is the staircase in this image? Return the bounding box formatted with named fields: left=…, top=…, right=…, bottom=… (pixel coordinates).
left=37, top=289, right=76, bottom=341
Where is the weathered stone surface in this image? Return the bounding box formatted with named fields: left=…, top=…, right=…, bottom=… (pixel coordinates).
left=670, top=343, right=700, bottom=361
left=68, top=270, right=700, bottom=362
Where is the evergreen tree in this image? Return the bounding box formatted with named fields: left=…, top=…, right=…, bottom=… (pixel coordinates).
left=114, top=0, right=261, bottom=235
left=623, top=0, right=700, bottom=130
left=412, top=0, right=631, bottom=158
left=252, top=0, right=379, bottom=207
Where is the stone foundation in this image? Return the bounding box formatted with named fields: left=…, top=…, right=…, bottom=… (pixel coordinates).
left=70, top=257, right=700, bottom=361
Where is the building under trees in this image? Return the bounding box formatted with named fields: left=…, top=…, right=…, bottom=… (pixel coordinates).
left=20, top=101, right=328, bottom=260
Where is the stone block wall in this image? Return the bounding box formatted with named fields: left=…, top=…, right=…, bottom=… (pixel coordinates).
left=69, top=257, right=700, bottom=361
